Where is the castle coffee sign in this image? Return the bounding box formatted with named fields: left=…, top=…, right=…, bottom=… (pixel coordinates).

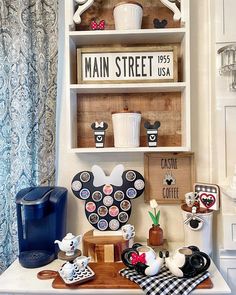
left=144, top=153, right=195, bottom=204
left=77, top=46, right=177, bottom=84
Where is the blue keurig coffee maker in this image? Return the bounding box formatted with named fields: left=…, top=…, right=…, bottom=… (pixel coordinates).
left=16, top=186, right=67, bottom=268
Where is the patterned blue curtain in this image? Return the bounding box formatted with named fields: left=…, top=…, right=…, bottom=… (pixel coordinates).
left=0, top=0, right=58, bottom=273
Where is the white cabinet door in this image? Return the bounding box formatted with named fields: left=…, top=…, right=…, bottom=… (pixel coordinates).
left=215, top=0, right=236, bottom=42
left=220, top=256, right=236, bottom=294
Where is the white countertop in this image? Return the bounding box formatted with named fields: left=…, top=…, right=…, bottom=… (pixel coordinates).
left=0, top=258, right=231, bottom=295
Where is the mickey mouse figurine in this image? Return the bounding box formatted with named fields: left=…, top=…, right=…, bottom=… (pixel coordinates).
left=144, top=121, right=161, bottom=147
left=91, top=121, right=108, bottom=148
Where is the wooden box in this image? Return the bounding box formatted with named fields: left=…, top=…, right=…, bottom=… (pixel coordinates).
left=144, top=152, right=195, bottom=204
left=83, top=230, right=129, bottom=262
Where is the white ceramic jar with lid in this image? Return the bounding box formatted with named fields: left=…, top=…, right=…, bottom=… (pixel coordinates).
left=113, top=1, right=143, bottom=30
left=112, top=109, right=141, bottom=147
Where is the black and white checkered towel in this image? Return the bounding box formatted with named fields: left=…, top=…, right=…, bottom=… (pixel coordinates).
left=119, top=266, right=210, bottom=295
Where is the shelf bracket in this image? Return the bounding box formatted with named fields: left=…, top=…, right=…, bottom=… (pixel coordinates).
left=73, top=0, right=94, bottom=24
left=160, top=0, right=181, bottom=21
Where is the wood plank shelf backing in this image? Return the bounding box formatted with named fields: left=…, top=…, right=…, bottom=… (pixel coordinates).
left=76, top=92, right=182, bottom=149
left=75, top=0, right=181, bottom=31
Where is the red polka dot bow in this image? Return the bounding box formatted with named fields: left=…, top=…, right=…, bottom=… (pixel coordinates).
left=131, top=252, right=146, bottom=265
left=90, top=20, right=105, bottom=30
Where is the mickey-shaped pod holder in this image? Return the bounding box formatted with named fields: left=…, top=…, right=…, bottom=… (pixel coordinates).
left=71, top=164, right=145, bottom=231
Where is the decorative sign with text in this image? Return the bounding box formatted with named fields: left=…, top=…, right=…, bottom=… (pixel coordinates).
left=77, top=46, right=178, bottom=84
left=144, top=153, right=195, bottom=204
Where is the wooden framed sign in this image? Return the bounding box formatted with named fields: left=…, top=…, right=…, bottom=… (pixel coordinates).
left=144, top=153, right=195, bottom=204
left=77, top=46, right=178, bottom=84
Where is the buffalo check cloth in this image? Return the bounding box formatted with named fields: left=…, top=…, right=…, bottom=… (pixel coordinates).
left=119, top=266, right=210, bottom=295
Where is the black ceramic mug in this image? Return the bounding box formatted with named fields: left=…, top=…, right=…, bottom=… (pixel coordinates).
left=166, top=245, right=211, bottom=278
left=121, top=243, right=164, bottom=276
left=121, top=243, right=147, bottom=275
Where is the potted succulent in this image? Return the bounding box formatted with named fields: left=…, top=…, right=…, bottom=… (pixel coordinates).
left=148, top=199, right=163, bottom=246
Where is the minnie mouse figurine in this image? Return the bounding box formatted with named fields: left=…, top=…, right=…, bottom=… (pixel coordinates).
left=121, top=243, right=164, bottom=276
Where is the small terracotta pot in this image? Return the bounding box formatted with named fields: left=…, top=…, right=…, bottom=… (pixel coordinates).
left=149, top=224, right=163, bottom=246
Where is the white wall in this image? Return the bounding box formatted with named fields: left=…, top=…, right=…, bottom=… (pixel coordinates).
left=211, top=0, right=236, bottom=270
left=56, top=0, right=213, bottom=246
left=190, top=0, right=212, bottom=182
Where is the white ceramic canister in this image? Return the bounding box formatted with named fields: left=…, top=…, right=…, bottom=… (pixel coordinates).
left=112, top=111, right=141, bottom=147
left=181, top=205, right=213, bottom=256
left=113, top=1, right=143, bottom=30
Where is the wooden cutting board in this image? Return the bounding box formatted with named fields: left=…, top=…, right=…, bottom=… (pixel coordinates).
left=51, top=263, right=213, bottom=289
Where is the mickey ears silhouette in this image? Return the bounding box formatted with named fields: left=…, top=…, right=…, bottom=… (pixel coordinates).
left=153, top=18, right=168, bottom=29
left=144, top=121, right=161, bottom=130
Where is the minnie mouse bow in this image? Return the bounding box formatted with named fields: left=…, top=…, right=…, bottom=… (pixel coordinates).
left=90, top=20, right=105, bottom=30
left=131, top=253, right=146, bottom=265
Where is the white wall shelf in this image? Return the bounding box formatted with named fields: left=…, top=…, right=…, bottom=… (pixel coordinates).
left=69, top=146, right=189, bottom=154
left=69, top=28, right=186, bottom=46
left=70, top=82, right=186, bottom=94
left=65, top=1, right=190, bottom=154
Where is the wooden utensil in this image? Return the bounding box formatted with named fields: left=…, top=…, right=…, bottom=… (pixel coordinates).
left=37, top=270, right=58, bottom=280
left=37, top=266, right=95, bottom=286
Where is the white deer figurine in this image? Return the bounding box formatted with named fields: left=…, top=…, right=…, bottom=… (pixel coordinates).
left=73, top=0, right=94, bottom=24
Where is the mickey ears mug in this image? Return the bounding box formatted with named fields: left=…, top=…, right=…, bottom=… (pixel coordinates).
left=121, top=224, right=135, bottom=240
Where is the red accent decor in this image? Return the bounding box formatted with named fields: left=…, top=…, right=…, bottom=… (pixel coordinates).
left=131, top=253, right=146, bottom=265
left=200, top=193, right=216, bottom=209
left=90, top=20, right=105, bottom=30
